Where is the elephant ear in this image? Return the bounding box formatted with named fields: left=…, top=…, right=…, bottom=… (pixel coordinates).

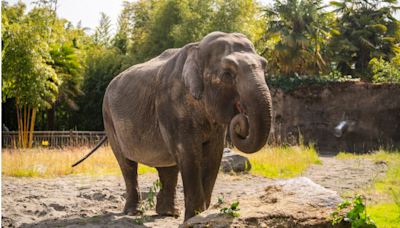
left=182, top=46, right=203, bottom=100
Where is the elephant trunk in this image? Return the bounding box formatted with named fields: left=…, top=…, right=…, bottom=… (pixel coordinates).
left=230, top=81, right=272, bottom=153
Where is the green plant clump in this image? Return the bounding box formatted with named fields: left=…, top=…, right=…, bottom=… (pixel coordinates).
left=329, top=195, right=377, bottom=228
left=220, top=202, right=240, bottom=217
left=135, top=179, right=162, bottom=225
left=369, top=56, right=400, bottom=84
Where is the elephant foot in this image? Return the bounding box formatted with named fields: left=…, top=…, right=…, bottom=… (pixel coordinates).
left=156, top=204, right=180, bottom=216
left=124, top=205, right=143, bottom=216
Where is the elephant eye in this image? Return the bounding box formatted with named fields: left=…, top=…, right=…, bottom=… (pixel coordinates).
left=223, top=72, right=234, bottom=79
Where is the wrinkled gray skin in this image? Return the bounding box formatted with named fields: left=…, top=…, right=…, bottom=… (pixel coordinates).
left=103, top=31, right=273, bottom=221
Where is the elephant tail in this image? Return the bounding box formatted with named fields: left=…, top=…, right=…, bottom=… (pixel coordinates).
left=71, top=136, right=108, bottom=167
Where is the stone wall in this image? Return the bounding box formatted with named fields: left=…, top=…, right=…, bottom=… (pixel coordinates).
left=270, top=82, right=400, bottom=153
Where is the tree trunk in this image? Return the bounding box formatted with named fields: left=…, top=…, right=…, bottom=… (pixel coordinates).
left=29, top=108, right=37, bottom=148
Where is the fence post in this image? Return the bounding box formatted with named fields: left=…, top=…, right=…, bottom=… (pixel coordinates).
left=70, top=129, right=73, bottom=147
left=12, top=132, right=16, bottom=149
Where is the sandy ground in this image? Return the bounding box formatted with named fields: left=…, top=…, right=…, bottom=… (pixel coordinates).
left=1, top=157, right=387, bottom=228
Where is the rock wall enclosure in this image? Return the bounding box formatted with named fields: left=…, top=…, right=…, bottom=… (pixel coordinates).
left=270, top=82, right=400, bottom=153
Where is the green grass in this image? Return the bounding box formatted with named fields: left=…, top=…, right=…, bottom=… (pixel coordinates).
left=237, top=143, right=321, bottom=178
left=335, top=149, right=400, bottom=228
left=368, top=203, right=400, bottom=228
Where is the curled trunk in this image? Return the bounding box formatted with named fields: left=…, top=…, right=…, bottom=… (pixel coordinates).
left=230, top=84, right=272, bottom=153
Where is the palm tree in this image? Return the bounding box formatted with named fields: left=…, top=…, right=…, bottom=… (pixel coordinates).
left=328, top=0, right=400, bottom=79
left=47, top=43, right=83, bottom=130
left=261, top=0, right=332, bottom=76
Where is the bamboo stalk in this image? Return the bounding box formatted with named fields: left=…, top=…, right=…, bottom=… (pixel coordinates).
left=19, top=108, right=24, bottom=148
left=23, top=104, right=27, bottom=148
left=25, top=106, right=31, bottom=147
left=29, top=108, right=37, bottom=148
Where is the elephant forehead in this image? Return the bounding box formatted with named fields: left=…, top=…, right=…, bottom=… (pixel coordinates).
left=223, top=53, right=264, bottom=71
left=199, top=34, right=255, bottom=55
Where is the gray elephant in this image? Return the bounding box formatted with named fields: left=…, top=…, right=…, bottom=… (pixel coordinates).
left=75, top=31, right=272, bottom=221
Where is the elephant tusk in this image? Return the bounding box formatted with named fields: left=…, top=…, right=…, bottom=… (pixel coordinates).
left=236, top=101, right=247, bottom=115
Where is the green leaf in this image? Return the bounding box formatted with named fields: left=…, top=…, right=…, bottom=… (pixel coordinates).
left=347, top=204, right=365, bottom=219
left=338, top=201, right=351, bottom=210
left=218, top=196, right=224, bottom=204
left=220, top=207, right=228, bottom=213
left=230, top=202, right=239, bottom=210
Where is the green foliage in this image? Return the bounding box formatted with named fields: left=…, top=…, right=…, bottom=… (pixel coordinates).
left=220, top=202, right=240, bottom=217
left=74, top=47, right=127, bottom=130
left=367, top=202, right=400, bottom=227
left=93, top=12, right=112, bottom=49
left=2, top=2, right=58, bottom=109
left=329, top=195, right=377, bottom=228
left=135, top=179, right=162, bottom=225
left=113, top=2, right=131, bottom=55
left=2, top=0, right=400, bottom=132
left=218, top=196, right=224, bottom=204
left=245, top=142, right=321, bottom=178
left=335, top=149, right=400, bottom=227
left=328, top=0, right=400, bottom=80
left=392, top=189, right=400, bottom=209
left=261, top=0, right=333, bottom=76
left=195, top=209, right=203, bottom=215
left=265, top=71, right=360, bottom=92
left=1, top=1, right=89, bottom=133
left=369, top=55, right=400, bottom=83
left=124, top=0, right=262, bottom=64
left=49, top=43, right=83, bottom=109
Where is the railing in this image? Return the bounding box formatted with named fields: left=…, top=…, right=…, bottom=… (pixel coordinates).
left=1, top=130, right=107, bottom=148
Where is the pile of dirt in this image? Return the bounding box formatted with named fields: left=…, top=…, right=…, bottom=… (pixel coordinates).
left=182, top=177, right=349, bottom=228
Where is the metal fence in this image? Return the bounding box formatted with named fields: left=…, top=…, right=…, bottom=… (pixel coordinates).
left=1, top=131, right=107, bottom=148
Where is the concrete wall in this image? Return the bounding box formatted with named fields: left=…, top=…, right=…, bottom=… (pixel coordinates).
left=270, top=82, right=400, bottom=153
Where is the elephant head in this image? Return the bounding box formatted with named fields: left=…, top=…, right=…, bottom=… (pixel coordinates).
left=182, top=32, right=272, bottom=153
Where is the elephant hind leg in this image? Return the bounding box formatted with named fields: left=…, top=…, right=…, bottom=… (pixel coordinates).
left=119, top=157, right=142, bottom=215
left=112, top=143, right=142, bottom=215
left=156, top=165, right=180, bottom=216
left=103, top=109, right=142, bottom=215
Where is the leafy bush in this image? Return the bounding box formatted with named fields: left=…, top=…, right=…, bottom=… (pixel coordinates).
left=369, top=56, right=400, bottom=84
left=265, top=71, right=360, bottom=92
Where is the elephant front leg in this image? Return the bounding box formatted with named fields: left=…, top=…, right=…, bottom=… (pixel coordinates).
left=179, top=155, right=206, bottom=220
left=156, top=165, right=180, bottom=216
left=201, top=132, right=225, bottom=208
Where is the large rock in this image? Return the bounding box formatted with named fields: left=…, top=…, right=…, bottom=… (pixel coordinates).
left=220, top=148, right=251, bottom=172
left=181, top=177, right=349, bottom=228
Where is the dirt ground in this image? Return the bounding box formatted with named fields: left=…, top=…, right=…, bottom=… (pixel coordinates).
left=1, top=156, right=387, bottom=228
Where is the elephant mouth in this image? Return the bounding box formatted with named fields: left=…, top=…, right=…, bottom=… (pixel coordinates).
left=236, top=101, right=247, bottom=115
left=233, top=101, right=249, bottom=139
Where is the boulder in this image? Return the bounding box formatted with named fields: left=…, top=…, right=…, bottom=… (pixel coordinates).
left=181, top=177, right=348, bottom=228
left=220, top=148, right=251, bottom=172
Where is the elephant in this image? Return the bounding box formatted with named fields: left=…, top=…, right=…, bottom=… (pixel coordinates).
left=77, top=31, right=273, bottom=221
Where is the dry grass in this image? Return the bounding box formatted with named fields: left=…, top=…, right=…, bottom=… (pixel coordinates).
left=2, top=143, right=321, bottom=179
left=1, top=146, right=157, bottom=178
left=236, top=143, right=321, bottom=178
